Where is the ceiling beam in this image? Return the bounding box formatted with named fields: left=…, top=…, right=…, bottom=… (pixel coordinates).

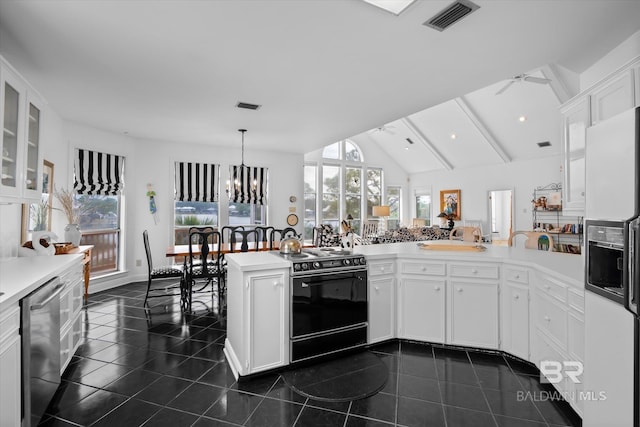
left=454, top=97, right=511, bottom=163
left=540, top=63, right=571, bottom=104
left=401, top=117, right=453, bottom=171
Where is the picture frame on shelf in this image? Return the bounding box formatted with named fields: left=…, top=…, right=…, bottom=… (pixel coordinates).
left=440, top=189, right=461, bottom=220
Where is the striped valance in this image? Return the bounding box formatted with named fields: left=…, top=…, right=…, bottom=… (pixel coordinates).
left=73, top=149, right=125, bottom=195
left=175, top=162, right=220, bottom=202
left=228, top=165, right=268, bottom=205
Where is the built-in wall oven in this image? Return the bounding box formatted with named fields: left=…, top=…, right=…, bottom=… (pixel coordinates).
left=585, top=220, right=626, bottom=305
left=285, top=248, right=368, bottom=363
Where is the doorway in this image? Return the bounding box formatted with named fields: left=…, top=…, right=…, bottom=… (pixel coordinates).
left=489, top=189, right=513, bottom=245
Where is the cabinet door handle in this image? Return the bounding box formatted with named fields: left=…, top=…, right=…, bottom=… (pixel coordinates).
left=374, top=286, right=380, bottom=291
left=544, top=285, right=551, bottom=290
left=514, top=274, right=520, bottom=279
left=380, top=267, right=386, bottom=273
left=472, top=269, right=478, bottom=274
left=457, top=288, right=463, bottom=292
left=434, top=286, right=441, bottom=291
left=544, top=316, right=551, bottom=322
left=514, top=295, right=519, bottom=300
left=421, top=266, right=427, bottom=272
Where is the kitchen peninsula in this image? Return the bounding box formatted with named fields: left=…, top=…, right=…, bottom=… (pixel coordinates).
left=224, top=241, right=585, bottom=415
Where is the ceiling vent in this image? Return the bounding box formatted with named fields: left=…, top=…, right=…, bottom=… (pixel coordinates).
left=537, top=141, right=552, bottom=147
left=236, top=102, right=261, bottom=110
left=405, top=138, right=415, bottom=144
left=423, top=0, right=480, bottom=32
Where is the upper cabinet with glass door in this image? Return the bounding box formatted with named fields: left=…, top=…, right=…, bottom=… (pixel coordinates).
left=0, top=57, right=43, bottom=202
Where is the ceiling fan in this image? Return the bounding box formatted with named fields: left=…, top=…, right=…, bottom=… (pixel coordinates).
left=495, top=73, right=551, bottom=95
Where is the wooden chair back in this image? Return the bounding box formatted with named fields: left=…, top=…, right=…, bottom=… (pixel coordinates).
left=449, top=226, right=481, bottom=242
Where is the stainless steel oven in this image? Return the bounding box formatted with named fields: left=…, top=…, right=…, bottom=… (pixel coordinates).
left=285, top=248, right=368, bottom=363
left=586, top=220, right=626, bottom=304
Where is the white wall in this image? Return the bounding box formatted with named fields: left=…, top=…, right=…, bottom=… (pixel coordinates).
left=581, top=30, right=640, bottom=90
left=409, top=155, right=563, bottom=234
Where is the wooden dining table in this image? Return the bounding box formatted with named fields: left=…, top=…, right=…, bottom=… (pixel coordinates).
left=166, top=241, right=278, bottom=258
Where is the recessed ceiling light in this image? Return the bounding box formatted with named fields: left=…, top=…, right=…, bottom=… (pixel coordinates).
left=361, top=0, right=416, bottom=15
left=404, top=147, right=409, bottom=151
left=450, top=133, right=457, bottom=140
left=519, top=115, right=527, bottom=122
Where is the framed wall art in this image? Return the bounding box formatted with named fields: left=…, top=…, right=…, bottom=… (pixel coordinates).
left=439, top=189, right=461, bottom=220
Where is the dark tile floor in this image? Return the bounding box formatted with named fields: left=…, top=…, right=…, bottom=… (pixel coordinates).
left=39, top=281, right=582, bottom=427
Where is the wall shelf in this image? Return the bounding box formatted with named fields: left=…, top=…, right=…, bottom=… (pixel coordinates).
left=532, top=183, right=583, bottom=254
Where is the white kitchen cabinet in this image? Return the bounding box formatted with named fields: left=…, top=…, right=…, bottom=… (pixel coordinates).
left=398, top=277, right=445, bottom=343
left=0, top=58, right=42, bottom=202
left=448, top=280, right=499, bottom=349
left=501, top=268, right=530, bottom=360
left=590, top=69, right=635, bottom=125
left=0, top=306, right=21, bottom=427
left=560, top=97, right=589, bottom=215
left=225, top=265, right=289, bottom=377
left=368, top=259, right=395, bottom=344
left=59, top=263, right=84, bottom=372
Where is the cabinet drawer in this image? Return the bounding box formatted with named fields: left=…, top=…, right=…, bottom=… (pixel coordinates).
left=449, top=263, right=499, bottom=280
left=401, top=261, right=445, bottom=276
left=71, top=281, right=84, bottom=315
left=368, top=261, right=395, bottom=276
left=568, top=288, right=584, bottom=313
left=504, top=267, right=529, bottom=285
left=535, top=294, right=567, bottom=349
left=537, top=275, right=568, bottom=302
left=533, top=329, right=569, bottom=393
left=0, top=307, right=20, bottom=343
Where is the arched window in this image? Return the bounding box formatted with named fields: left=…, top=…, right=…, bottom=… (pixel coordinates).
left=304, top=140, right=380, bottom=240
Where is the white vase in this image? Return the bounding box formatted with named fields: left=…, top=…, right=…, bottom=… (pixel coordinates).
left=64, top=223, right=82, bottom=247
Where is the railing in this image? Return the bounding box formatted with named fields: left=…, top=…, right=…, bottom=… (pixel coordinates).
left=80, top=229, right=119, bottom=275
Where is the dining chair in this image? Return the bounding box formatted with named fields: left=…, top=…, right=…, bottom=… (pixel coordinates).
left=449, top=226, right=481, bottom=242
left=221, top=225, right=245, bottom=243
left=183, top=229, right=223, bottom=310
left=508, top=231, right=554, bottom=251
left=270, top=227, right=299, bottom=250
left=230, top=229, right=260, bottom=252
left=255, top=226, right=275, bottom=245
left=143, top=230, right=184, bottom=307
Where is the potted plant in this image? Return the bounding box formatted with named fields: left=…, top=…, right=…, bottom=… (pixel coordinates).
left=54, top=187, right=82, bottom=247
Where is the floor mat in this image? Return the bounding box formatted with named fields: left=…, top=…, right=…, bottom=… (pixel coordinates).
left=281, top=351, right=388, bottom=402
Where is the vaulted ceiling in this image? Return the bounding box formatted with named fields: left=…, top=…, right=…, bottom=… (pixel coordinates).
left=1, top=0, right=639, bottom=173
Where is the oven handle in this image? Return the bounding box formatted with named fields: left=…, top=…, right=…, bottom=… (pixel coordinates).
left=628, top=218, right=639, bottom=315
left=299, top=275, right=365, bottom=287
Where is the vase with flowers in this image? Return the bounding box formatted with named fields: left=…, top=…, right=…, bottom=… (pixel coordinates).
left=54, top=187, right=82, bottom=247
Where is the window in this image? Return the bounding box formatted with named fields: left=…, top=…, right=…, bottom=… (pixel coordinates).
left=386, top=186, right=401, bottom=230
left=366, top=168, right=382, bottom=218
left=174, top=162, right=220, bottom=244
left=73, top=149, right=124, bottom=277
left=174, top=201, right=218, bottom=244
left=228, top=202, right=265, bottom=226
left=415, top=193, right=432, bottom=226
left=308, top=140, right=384, bottom=236
left=322, top=164, right=340, bottom=230
left=303, top=164, right=317, bottom=240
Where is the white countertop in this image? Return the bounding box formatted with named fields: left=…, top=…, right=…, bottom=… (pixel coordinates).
left=224, top=242, right=584, bottom=286
left=352, top=241, right=584, bottom=285
left=225, top=251, right=292, bottom=272
left=0, top=254, right=84, bottom=311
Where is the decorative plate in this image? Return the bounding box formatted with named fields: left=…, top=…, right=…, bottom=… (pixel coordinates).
left=287, top=213, right=298, bottom=226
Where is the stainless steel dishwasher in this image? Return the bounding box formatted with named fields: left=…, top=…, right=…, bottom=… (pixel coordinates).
left=21, top=276, right=64, bottom=427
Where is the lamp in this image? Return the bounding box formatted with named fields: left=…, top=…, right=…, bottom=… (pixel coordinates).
left=226, top=129, right=258, bottom=198
left=438, top=211, right=455, bottom=229
left=372, top=205, right=390, bottom=233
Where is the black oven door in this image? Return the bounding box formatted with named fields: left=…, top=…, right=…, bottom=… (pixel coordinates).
left=586, top=220, right=625, bottom=304
left=290, top=269, right=367, bottom=362
left=291, top=269, right=367, bottom=338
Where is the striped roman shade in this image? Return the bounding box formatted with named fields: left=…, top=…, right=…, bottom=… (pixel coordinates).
left=228, top=165, right=268, bottom=205
left=174, top=162, right=220, bottom=202
left=73, top=149, right=125, bottom=195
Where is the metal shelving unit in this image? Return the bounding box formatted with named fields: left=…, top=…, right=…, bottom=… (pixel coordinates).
left=532, top=183, right=583, bottom=254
